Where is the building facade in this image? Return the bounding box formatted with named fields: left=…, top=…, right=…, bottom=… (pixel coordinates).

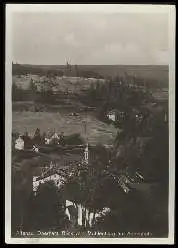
left=15, top=136, right=24, bottom=150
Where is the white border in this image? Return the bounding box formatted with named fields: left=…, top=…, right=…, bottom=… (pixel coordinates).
left=5, top=4, right=175, bottom=244
left=5, top=4, right=171, bottom=13
left=168, top=4, right=175, bottom=245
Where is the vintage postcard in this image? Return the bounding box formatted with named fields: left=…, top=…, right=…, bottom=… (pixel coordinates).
left=5, top=4, right=175, bottom=244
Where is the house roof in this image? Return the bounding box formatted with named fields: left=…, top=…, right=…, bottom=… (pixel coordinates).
left=34, top=128, right=40, bottom=136
left=16, top=136, right=24, bottom=141
left=46, top=130, right=54, bottom=139
left=108, top=109, right=123, bottom=114
left=66, top=199, right=74, bottom=207
left=35, top=169, right=66, bottom=182
left=50, top=133, right=60, bottom=140
left=34, top=162, right=71, bottom=181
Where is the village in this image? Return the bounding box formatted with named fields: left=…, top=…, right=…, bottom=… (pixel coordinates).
left=12, top=105, right=165, bottom=230
left=11, top=61, right=169, bottom=235
left=12, top=118, right=149, bottom=230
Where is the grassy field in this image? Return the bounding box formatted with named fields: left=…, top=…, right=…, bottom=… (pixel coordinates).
left=12, top=73, right=117, bottom=146
left=12, top=111, right=117, bottom=146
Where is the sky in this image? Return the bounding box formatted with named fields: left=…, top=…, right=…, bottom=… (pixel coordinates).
left=12, top=11, right=169, bottom=65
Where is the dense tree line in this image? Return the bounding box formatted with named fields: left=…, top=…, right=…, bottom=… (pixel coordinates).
left=79, top=70, right=104, bottom=79
left=12, top=64, right=64, bottom=77
left=12, top=84, right=24, bottom=101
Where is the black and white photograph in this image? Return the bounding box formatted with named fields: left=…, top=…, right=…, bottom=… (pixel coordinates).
left=5, top=4, right=175, bottom=244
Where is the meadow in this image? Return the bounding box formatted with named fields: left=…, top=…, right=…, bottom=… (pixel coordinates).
left=12, top=111, right=117, bottom=146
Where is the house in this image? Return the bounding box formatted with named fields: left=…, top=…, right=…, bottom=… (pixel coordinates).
left=32, top=128, right=42, bottom=146
left=107, top=109, right=117, bottom=122
left=20, top=132, right=31, bottom=149
left=15, top=136, right=24, bottom=150
left=49, top=132, right=60, bottom=145
left=44, top=131, right=65, bottom=145
left=45, top=137, right=51, bottom=145
left=107, top=109, right=126, bottom=122
left=44, top=131, right=58, bottom=145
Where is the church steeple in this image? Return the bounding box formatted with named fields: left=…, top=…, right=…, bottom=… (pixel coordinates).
left=84, top=143, right=89, bottom=164
left=82, top=120, right=89, bottom=165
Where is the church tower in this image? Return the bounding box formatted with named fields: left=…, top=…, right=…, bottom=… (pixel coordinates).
left=84, top=143, right=89, bottom=164
left=82, top=120, right=89, bottom=165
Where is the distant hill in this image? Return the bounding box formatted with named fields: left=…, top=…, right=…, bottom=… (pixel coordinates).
left=12, top=63, right=169, bottom=87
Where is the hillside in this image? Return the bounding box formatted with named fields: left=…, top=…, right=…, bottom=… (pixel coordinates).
left=12, top=64, right=169, bottom=87
left=12, top=111, right=117, bottom=146
left=12, top=63, right=168, bottom=146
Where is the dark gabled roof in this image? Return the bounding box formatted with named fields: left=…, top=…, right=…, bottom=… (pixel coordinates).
left=34, top=128, right=40, bottom=136
left=107, top=109, right=124, bottom=114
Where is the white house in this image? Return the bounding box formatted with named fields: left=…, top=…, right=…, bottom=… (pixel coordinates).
left=49, top=133, right=60, bottom=144
left=45, top=137, right=50, bottom=145
left=107, top=109, right=125, bottom=122
left=45, top=132, right=60, bottom=145
left=107, top=110, right=116, bottom=122
left=15, top=136, right=24, bottom=150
